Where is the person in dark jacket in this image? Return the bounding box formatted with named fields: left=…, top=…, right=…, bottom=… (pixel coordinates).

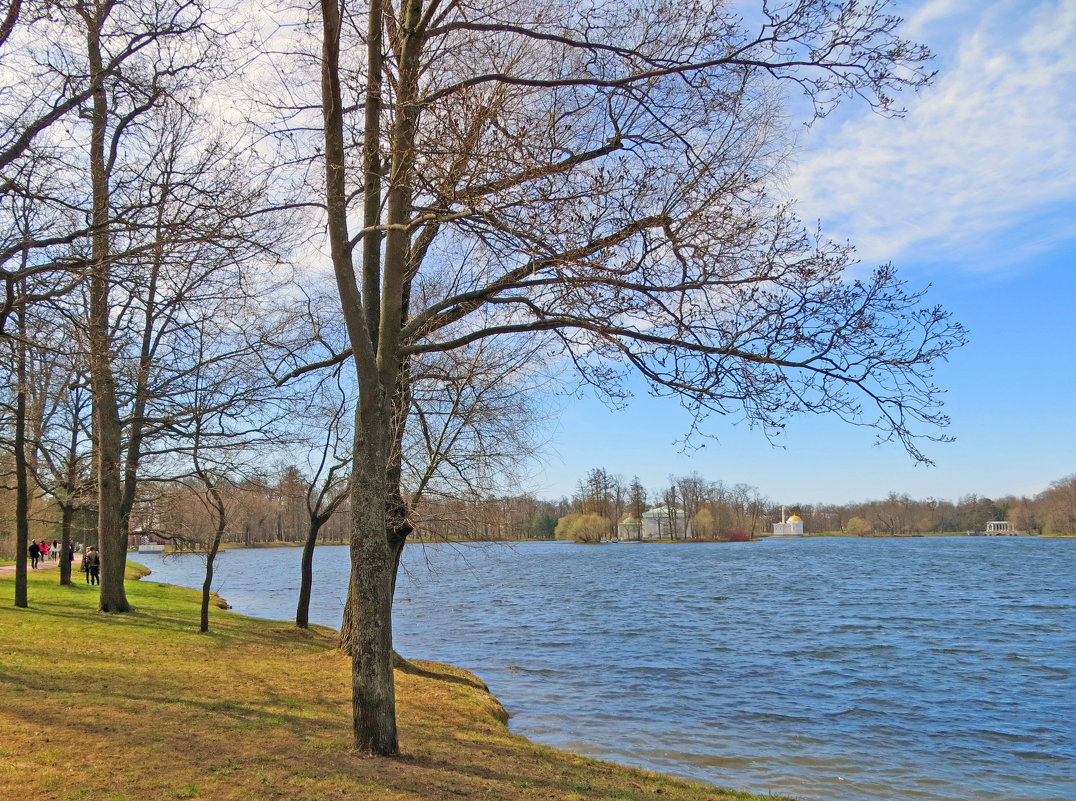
left=85, top=547, right=100, bottom=585
left=29, top=540, right=40, bottom=569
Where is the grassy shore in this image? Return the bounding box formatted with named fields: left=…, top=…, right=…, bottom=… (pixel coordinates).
left=1, top=566, right=791, bottom=801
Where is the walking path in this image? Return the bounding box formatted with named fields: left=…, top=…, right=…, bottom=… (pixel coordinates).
left=0, top=560, right=59, bottom=577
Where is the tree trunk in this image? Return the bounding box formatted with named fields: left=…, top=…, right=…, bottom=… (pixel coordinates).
left=59, top=504, right=73, bottom=586
left=338, top=582, right=354, bottom=654
left=95, top=422, right=129, bottom=611
left=337, top=525, right=407, bottom=654
left=59, top=413, right=80, bottom=586
left=200, top=545, right=218, bottom=633
left=13, top=332, right=28, bottom=608
left=295, top=517, right=325, bottom=628
left=347, top=397, right=397, bottom=754
left=200, top=499, right=226, bottom=633
left=84, top=7, right=129, bottom=613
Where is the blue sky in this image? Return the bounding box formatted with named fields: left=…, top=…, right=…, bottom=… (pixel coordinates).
left=533, top=0, right=1076, bottom=506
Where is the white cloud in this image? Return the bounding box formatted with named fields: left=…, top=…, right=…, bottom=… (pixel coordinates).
left=904, top=0, right=969, bottom=36
left=786, top=0, right=1076, bottom=271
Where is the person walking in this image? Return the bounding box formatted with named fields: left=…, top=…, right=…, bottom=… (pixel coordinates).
left=29, top=540, right=40, bottom=569
left=81, top=548, right=92, bottom=583
left=86, top=547, right=100, bottom=585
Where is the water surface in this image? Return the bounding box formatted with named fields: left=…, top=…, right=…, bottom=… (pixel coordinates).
left=136, top=537, right=1076, bottom=801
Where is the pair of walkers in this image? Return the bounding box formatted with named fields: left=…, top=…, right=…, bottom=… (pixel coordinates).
left=27, top=540, right=50, bottom=569
left=81, top=547, right=101, bottom=585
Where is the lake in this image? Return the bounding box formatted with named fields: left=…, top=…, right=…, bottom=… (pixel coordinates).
left=134, top=537, right=1076, bottom=801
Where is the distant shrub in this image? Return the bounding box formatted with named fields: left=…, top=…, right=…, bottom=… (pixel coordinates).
left=570, top=514, right=611, bottom=543
left=723, top=527, right=751, bottom=542
left=845, top=516, right=874, bottom=536
left=554, top=514, right=579, bottom=541
left=691, top=508, right=716, bottom=540
left=555, top=513, right=611, bottom=543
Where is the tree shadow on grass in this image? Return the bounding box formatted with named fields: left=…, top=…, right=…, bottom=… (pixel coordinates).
left=393, top=653, right=490, bottom=690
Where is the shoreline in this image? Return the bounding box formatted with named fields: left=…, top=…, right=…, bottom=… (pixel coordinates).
left=1, top=564, right=793, bottom=801
left=142, top=530, right=1062, bottom=557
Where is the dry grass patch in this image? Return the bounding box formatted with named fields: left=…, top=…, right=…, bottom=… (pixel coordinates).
left=1, top=566, right=791, bottom=801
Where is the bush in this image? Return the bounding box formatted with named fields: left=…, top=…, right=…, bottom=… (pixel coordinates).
left=691, top=508, right=715, bottom=540
left=555, top=513, right=611, bottom=543
left=553, top=514, right=579, bottom=540
left=723, top=527, right=751, bottom=542
left=845, top=516, right=874, bottom=536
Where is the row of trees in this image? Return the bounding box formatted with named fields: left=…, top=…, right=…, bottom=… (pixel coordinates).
left=557, top=468, right=1076, bottom=539
left=417, top=471, right=1076, bottom=541
left=0, top=461, right=566, bottom=555
left=805, top=477, right=1076, bottom=537
left=2, top=0, right=965, bottom=754
left=9, top=465, right=1071, bottom=558
left=7, top=465, right=1074, bottom=574
left=563, top=467, right=768, bottom=541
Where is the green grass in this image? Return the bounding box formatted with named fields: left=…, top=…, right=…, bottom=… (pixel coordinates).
left=1, top=565, right=792, bottom=801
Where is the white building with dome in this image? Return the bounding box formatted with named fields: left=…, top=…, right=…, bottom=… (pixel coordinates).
left=772, top=513, right=804, bottom=537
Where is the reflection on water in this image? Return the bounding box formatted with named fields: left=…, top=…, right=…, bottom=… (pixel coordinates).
left=137, top=537, right=1076, bottom=801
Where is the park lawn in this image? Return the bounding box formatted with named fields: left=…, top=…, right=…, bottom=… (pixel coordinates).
left=0, top=566, right=791, bottom=801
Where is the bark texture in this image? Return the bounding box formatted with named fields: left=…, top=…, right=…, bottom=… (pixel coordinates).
left=83, top=1, right=129, bottom=612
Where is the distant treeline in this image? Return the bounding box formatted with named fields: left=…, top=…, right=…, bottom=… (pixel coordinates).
left=556, top=468, right=1076, bottom=539
left=0, top=458, right=567, bottom=556
left=3, top=462, right=1074, bottom=557
left=555, top=468, right=1076, bottom=539
left=783, top=480, right=1075, bottom=537
left=538, top=467, right=1076, bottom=540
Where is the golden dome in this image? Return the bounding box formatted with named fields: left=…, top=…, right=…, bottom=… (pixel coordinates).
left=787, top=515, right=802, bottom=522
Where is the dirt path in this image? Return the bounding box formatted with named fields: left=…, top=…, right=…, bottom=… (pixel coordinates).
left=0, top=560, right=59, bottom=577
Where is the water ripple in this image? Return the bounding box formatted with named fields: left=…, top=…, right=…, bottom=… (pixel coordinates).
left=137, top=537, right=1076, bottom=801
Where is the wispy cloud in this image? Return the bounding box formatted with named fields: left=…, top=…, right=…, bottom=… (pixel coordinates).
left=786, top=0, right=1076, bottom=271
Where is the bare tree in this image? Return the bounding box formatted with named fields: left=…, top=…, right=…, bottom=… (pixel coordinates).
left=662, top=485, right=683, bottom=539
left=14, top=0, right=293, bottom=615
left=83, top=111, right=281, bottom=612
left=0, top=1, right=214, bottom=609
left=56, top=0, right=217, bottom=611
left=0, top=271, right=84, bottom=603
left=49, top=375, right=94, bottom=585
left=623, top=476, right=647, bottom=539
left=8, top=291, right=31, bottom=605
left=675, top=472, right=710, bottom=539
left=575, top=469, right=613, bottom=519
left=165, top=308, right=289, bottom=632
left=405, top=338, right=554, bottom=510
left=14, top=316, right=95, bottom=587
left=312, top=0, right=962, bottom=752
left=0, top=188, right=80, bottom=602
left=293, top=375, right=352, bottom=629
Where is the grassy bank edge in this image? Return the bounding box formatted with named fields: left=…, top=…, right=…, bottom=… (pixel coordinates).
left=0, top=566, right=793, bottom=801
